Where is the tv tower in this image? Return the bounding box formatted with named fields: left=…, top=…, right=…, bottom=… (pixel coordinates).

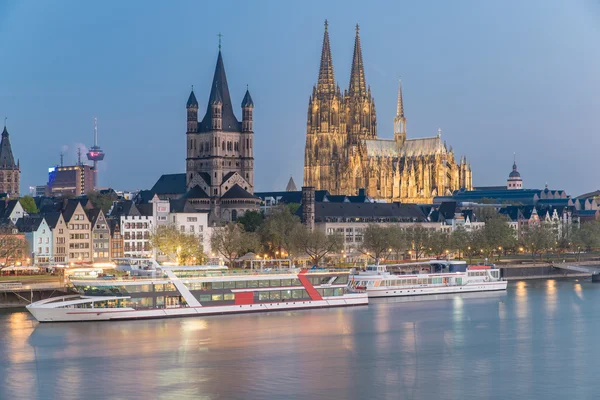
left=86, top=117, right=105, bottom=188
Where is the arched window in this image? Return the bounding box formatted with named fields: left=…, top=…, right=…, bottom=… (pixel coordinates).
left=222, top=141, right=225, bottom=151
left=231, top=210, right=238, bottom=221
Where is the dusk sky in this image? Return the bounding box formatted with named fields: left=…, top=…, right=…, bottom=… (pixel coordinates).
left=1, top=0, right=599, bottom=196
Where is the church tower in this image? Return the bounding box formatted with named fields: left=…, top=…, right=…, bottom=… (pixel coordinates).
left=0, top=123, right=20, bottom=197
left=303, top=20, right=346, bottom=193
left=186, top=47, right=254, bottom=204
left=394, top=80, right=406, bottom=146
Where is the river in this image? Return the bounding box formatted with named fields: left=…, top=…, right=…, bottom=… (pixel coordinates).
left=0, top=279, right=599, bottom=400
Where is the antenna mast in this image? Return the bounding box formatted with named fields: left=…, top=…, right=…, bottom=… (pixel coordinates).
left=94, top=117, right=98, bottom=147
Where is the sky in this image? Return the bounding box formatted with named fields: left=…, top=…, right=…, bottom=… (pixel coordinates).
left=1, top=0, right=599, bottom=197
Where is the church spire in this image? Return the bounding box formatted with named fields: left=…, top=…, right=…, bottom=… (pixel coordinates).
left=348, top=24, right=366, bottom=97
left=199, top=49, right=240, bottom=132
left=317, top=20, right=336, bottom=95
left=0, top=123, right=16, bottom=168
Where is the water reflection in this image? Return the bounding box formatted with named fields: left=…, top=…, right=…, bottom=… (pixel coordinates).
left=2, top=281, right=600, bottom=399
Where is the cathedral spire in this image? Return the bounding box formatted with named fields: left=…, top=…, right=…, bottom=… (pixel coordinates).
left=348, top=24, right=367, bottom=97
left=394, top=79, right=406, bottom=144
left=317, top=20, right=336, bottom=95
left=396, top=79, right=404, bottom=118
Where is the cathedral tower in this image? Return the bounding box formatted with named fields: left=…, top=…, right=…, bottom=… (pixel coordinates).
left=0, top=123, right=20, bottom=197
left=303, top=20, right=346, bottom=193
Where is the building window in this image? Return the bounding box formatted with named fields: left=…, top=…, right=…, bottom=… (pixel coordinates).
left=231, top=210, right=238, bottom=221
left=180, top=226, right=185, bottom=232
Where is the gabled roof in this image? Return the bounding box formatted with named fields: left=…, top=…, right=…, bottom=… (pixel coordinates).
left=180, top=185, right=209, bottom=200
left=62, top=199, right=87, bottom=222
left=16, top=216, right=44, bottom=233
left=136, top=204, right=153, bottom=217
left=438, top=201, right=457, bottom=220
left=108, top=200, right=140, bottom=218
left=135, top=190, right=154, bottom=204
left=199, top=51, right=241, bottom=133
left=150, top=173, right=187, bottom=195
left=222, top=171, right=236, bottom=184
left=43, top=212, right=62, bottom=229
left=107, top=217, right=120, bottom=235
left=169, top=199, right=197, bottom=213
left=220, top=184, right=257, bottom=200
left=87, top=208, right=104, bottom=226
left=0, top=199, right=20, bottom=219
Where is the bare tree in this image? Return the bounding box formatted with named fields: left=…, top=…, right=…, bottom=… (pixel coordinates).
left=0, top=226, right=27, bottom=269
left=295, top=228, right=343, bottom=266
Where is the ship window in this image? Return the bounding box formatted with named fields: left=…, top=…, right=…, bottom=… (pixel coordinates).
left=212, top=282, right=224, bottom=289
left=156, top=296, right=165, bottom=307
left=247, top=280, right=258, bottom=288
left=281, top=290, right=292, bottom=300
left=281, top=279, right=292, bottom=286
left=334, top=288, right=344, bottom=296
left=235, top=281, right=247, bottom=288
left=258, top=292, right=270, bottom=301
left=269, top=279, right=281, bottom=287
left=320, top=276, right=331, bottom=285
left=292, top=279, right=302, bottom=286
left=269, top=291, right=281, bottom=300
left=316, top=289, right=324, bottom=296
left=259, top=280, right=269, bottom=288
left=224, top=293, right=235, bottom=301
left=223, top=281, right=235, bottom=289
left=212, top=294, right=223, bottom=301
left=335, top=275, right=348, bottom=285
left=291, top=290, right=303, bottom=299
left=154, top=284, right=164, bottom=291
left=323, top=288, right=334, bottom=297
left=200, top=295, right=211, bottom=302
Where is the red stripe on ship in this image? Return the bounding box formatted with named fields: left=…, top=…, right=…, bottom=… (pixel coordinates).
left=298, top=270, right=323, bottom=300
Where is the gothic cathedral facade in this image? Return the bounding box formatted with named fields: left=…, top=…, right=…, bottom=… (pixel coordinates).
left=303, top=22, right=472, bottom=204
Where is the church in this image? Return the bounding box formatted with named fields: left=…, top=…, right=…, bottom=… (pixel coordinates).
left=303, top=22, right=472, bottom=204
left=184, top=47, right=259, bottom=221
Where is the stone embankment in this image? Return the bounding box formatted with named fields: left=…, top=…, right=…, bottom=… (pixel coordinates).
left=499, top=261, right=600, bottom=281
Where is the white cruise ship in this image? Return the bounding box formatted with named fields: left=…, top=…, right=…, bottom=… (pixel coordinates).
left=348, top=261, right=507, bottom=298
left=26, top=260, right=367, bottom=322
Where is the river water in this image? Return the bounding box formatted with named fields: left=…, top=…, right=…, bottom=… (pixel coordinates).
left=0, top=279, right=599, bottom=400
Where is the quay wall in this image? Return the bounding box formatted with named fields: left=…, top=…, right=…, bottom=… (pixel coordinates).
left=499, top=263, right=596, bottom=281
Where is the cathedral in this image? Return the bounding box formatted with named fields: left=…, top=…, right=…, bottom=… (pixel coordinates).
left=0, top=123, right=20, bottom=197
left=303, top=22, right=472, bottom=204
left=185, top=47, right=259, bottom=221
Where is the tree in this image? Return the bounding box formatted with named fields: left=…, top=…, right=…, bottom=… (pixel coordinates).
left=19, top=196, right=38, bottom=214
left=149, top=224, right=206, bottom=265
left=286, top=203, right=301, bottom=215
left=295, top=228, right=343, bottom=266
left=405, top=225, right=430, bottom=259
left=521, top=223, right=555, bottom=262
left=87, top=190, right=118, bottom=214
left=211, top=223, right=260, bottom=266
left=259, top=205, right=303, bottom=257
left=0, top=226, right=27, bottom=268
left=236, top=210, right=264, bottom=233
left=428, top=230, right=450, bottom=259
left=451, top=226, right=470, bottom=260
left=480, top=216, right=518, bottom=260
left=571, top=221, right=600, bottom=261
left=360, top=225, right=395, bottom=262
